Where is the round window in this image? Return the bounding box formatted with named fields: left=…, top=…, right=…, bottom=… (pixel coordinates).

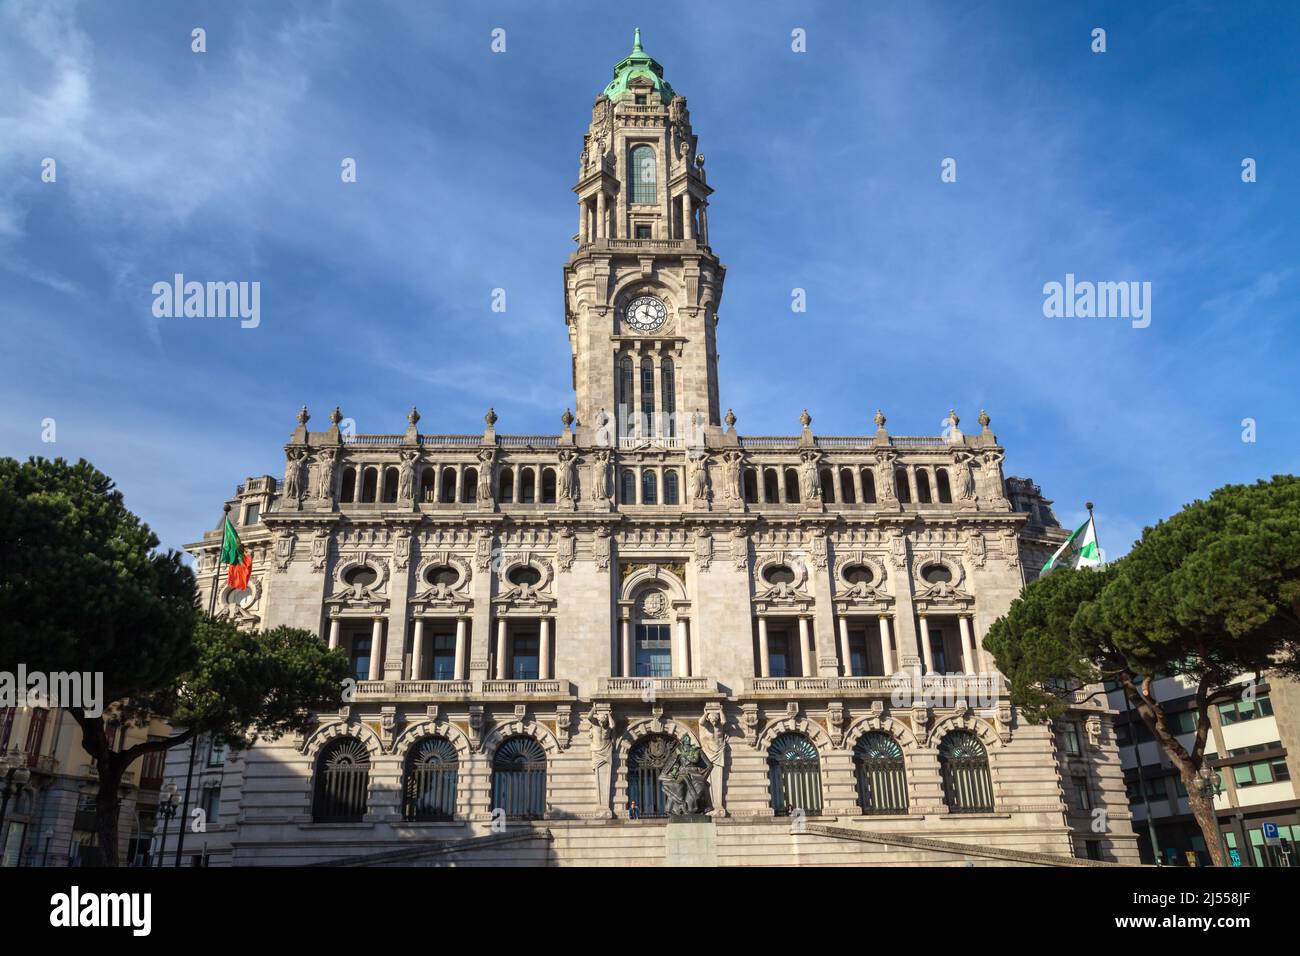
left=344, top=565, right=378, bottom=587
left=763, top=565, right=796, bottom=586
left=922, top=564, right=953, bottom=585
left=425, top=565, right=459, bottom=587
left=843, top=564, right=875, bottom=586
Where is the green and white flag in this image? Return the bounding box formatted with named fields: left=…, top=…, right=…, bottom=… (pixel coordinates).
left=1042, top=514, right=1102, bottom=573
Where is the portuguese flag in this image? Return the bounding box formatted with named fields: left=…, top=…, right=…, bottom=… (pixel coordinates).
left=221, top=516, right=252, bottom=590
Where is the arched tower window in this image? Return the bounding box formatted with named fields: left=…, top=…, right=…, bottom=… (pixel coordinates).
left=382, top=467, right=399, bottom=503
left=541, top=468, right=557, bottom=503
left=767, top=732, right=822, bottom=816
left=661, top=358, right=676, bottom=437
left=419, top=467, right=436, bottom=502
left=916, top=469, right=932, bottom=504
left=939, top=730, right=993, bottom=813
left=339, top=467, right=357, bottom=503
left=361, top=467, right=378, bottom=503
left=439, top=467, right=457, bottom=503
left=630, top=144, right=656, bottom=204
left=618, top=357, right=635, bottom=438
left=743, top=468, right=759, bottom=503
left=627, top=734, right=677, bottom=818
left=492, top=736, right=546, bottom=819
left=854, top=732, right=908, bottom=814
left=642, top=470, right=658, bottom=505
left=936, top=468, right=953, bottom=504
left=313, top=737, right=371, bottom=823
left=763, top=468, right=779, bottom=503
left=861, top=468, right=877, bottom=503
left=894, top=468, right=912, bottom=504
left=640, top=357, right=656, bottom=437
left=819, top=468, right=836, bottom=503
left=403, top=736, right=458, bottom=821
left=462, top=467, right=478, bottom=503
left=664, top=469, right=679, bottom=505
left=498, top=467, right=514, bottom=503
left=621, top=469, right=637, bottom=504
left=784, top=468, right=801, bottom=503
left=839, top=467, right=856, bottom=504
left=520, top=468, right=536, bottom=504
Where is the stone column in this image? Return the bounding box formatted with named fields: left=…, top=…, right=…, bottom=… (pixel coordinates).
left=410, top=617, right=424, bottom=680
left=758, top=616, right=770, bottom=678
left=621, top=617, right=632, bottom=678
left=579, top=198, right=587, bottom=243
left=368, top=618, right=383, bottom=681
left=959, top=614, right=978, bottom=675
left=328, top=618, right=339, bottom=651
left=852, top=468, right=863, bottom=503
left=596, top=190, right=606, bottom=239
left=879, top=615, right=895, bottom=675
left=683, top=192, right=693, bottom=240
left=918, top=613, right=934, bottom=674
left=798, top=616, right=813, bottom=678
left=454, top=617, right=468, bottom=681
left=838, top=616, right=852, bottom=677
left=676, top=618, right=690, bottom=677
left=495, top=617, right=508, bottom=680
left=699, top=202, right=709, bottom=246
left=539, top=617, right=552, bottom=680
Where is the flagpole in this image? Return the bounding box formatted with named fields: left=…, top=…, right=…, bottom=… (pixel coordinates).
left=183, top=503, right=230, bottom=867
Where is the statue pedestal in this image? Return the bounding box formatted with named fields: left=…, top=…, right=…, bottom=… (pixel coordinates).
left=664, top=816, right=717, bottom=867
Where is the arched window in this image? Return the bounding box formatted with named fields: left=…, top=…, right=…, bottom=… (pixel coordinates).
left=463, top=468, right=478, bottom=503
left=619, top=357, right=635, bottom=437
left=541, top=468, right=557, bottom=504
left=894, top=468, right=912, bottom=504
left=663, top=469, right=679, bottom=505
left=382, top=467, right=399, bottom=503
left=630, top=144, right=656, bottom=204
left=419, top=467, right=436, bottom=502
left=361, top=467, right=378, bottom=503
left=492, top=736, right=546, bottom=819
left=861, top=468, right=877, bottom=503
left=642, top=470, right=658, bottom=505
left=339, top=467, right=357, bottom=503
left=784, top=468, right=801, bottom=504
left=498, top=467, right=514, bottom=503
left=768, top=732, right=822, bottom=816
left=854, top=732, right=908, bottom=814
left=520, top=468, right=536, bottom=504
left=627, top=734, right=676, bottom=818
left=763, top=468, right=779, bottom=503
left=819, top=468, right=836, bottom=503
left=939, top=730, right=993, bottom=813
left=916, top=469, right=932, bottom=504
left=640, top=358, right=656, bottom=437
left=661, top=358, right=676, bottom=437
left=936, top=468, right=952, bottom=504
left=440, top=467, right=457, bottom=503
left=839, top=467, right=856, bottom=504
left=313, top=737, right=371, bottom=823
left=621, top=469, right=637, bottom=504
left=403, top=736, right=458, bottom=821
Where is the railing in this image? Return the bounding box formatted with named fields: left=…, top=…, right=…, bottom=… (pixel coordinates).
left=343, top=434, right=404, bottom=446
left=737, top=436, right=800, bottom=448
left=481, top=679, right=566, bottom=696
left=390, top=680, right=473, bottom=697
left=419, top=435, right=482, bottom=447
left=618, top=436, right=686, bottom=450
left=598, top=677, right=716, bottom=695
left=604, top=238, right=689, bottom=252
left=747, top=674, right=1004, bottom=696
left=814, top=436, right=876, bottom=448
left=499, top=436, right=561, bottom=447
left=889, top=436, right=948, bottom=447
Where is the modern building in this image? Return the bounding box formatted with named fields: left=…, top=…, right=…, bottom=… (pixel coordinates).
left=174, top=31, right=1138, bottom=867
left=1109, top=672, right=1300, bottom=867
left=0, top=706, right=170, bottom=867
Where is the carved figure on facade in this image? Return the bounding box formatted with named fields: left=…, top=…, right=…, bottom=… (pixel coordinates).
left=660, top=734, right=712, bottom=816
left=557, top=449, right=578, bottom=505
left=721, top=451, right=743, bottom=503
left=875, top=451, right=897, bottom=503
left=282, top=448, right=305, bottom=507
left=590, top=448, right=612, bottom=502
left=689, top=452, right=711, bottom=505
left=313, top=449, right=337, bottom=502
left=397, top=450, right=417, bottom=503
left=476, top=449, right=496, bottom=504
left=587, top=706, right=615, bottom=811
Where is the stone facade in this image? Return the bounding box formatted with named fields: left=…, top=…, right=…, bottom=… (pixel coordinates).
left=176, top=32, right=1139, bottom=867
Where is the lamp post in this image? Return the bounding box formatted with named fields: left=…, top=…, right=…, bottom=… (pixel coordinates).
left=154, top=784, right=181, bottom=869
left=0, top=765, right=33, bottom=864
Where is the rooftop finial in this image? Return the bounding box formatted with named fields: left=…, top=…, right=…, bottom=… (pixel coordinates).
left=633, top=26, right=643, bottom=53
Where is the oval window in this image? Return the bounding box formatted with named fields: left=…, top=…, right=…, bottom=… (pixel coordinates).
left=922, top=564, right=953, bottom=585
left=425, top=565, right=459, bottom=587
left=344, top=565, right=378, bottom=587
left=843, top=564, right=875, bottom=586
left=508, top=566, right=542, bottom=587
left=763, top=565, right=796, bottom=586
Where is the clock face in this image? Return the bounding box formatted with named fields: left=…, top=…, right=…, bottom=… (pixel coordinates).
left=624, top=295, right=667, bottom=333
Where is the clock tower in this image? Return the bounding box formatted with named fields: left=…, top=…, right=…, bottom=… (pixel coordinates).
left=564, top=29, right=726, bottom=446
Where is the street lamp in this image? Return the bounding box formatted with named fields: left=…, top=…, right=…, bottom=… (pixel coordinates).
left=0, top=765, right=33, bottom=863
left=154, top=783, right=182, bottom=869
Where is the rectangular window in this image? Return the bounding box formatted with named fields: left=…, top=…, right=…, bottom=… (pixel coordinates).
left=768, top=633, right=791, bottom=678
left=1218, top=695, right=1273, bottom=725
left=207, top=740, right=227, bottom=766
left=636, top=624, right=672, bottom=678
left=635, top=224, right=651, bottom=239
left=430, top=632, right=456, bottom=680
left=24, top=708, right=48, bottom=758
left=200, top=785, right=221, bottom=824
left=243, top=504, right=260, bottom=525
left=848, top=631, right=869, bottom=678
left=1231, top=756, right=1289, bottom=788
left=0, top=707, right=14, bottom=751
left=350, top=635, right=372, bottom=682
left=512, top=633, right=539, bottom=680
left=1061, top=722, right=1082, bottom=756
left=1072, top=775, right=1091, bottom=811
left=928, top=630, right=947, bottom=674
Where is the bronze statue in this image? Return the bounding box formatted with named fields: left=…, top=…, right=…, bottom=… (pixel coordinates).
left=660, top=733, right=712, bottom=815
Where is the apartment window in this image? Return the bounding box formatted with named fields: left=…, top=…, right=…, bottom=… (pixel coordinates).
left=349, top=635, right=372, bottom=682
left=1072, top=775, right=1092, bottom=811
left=200, top=785, right=220, bottom=824
left=1232, top=756, right=1291, bottom=789
left=512, top=633, right=539, bottom=680
left=208, top=740, right=227, bottom=767
left=430, top=632, right=456, bottom=680
left=1218, top=695, right=1273, bottom=725
left=768, top=632, right=792, bottom=678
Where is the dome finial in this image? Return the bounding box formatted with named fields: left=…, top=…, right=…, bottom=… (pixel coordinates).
left=633, top=27, right=643, bottom=53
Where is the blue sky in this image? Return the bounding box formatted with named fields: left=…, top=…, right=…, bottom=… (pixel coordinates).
left=1, top=0, right=1296, bottom=559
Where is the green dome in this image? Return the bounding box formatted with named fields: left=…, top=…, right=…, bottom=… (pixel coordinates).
left=601, top=28, right=676, bottom=104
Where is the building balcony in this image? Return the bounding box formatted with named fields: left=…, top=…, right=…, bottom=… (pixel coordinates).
left=595, top=676, right=723, bottom=699
left=744, top=674, right=1004, bottom=700
left=351, top=679, right=572, bottom=701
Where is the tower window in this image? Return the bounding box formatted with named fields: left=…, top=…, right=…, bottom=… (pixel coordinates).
left=641, top=357, right=656, bottom=436
left=630, top=145, right=656, bottom=204
left=661, top=358, right=676, bottom=437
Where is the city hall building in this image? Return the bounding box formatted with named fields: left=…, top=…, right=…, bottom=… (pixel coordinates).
left=176, top=33, right=1139, bottom=866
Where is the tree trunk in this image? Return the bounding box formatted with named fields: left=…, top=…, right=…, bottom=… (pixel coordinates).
left=1181, top=766, right=1227, bottom=867
left=93, top=756, right=126, bottom=868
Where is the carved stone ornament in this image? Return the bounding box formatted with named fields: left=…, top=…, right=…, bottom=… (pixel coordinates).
left=593, top=525, right=612, bottom=570
left=556, top=526, right=576, bottom=572
left=274, top=530, right=297, bottom=571
left=693, top=526, right=713, bottom=571
left=311, top=528, right=330, bottom=571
